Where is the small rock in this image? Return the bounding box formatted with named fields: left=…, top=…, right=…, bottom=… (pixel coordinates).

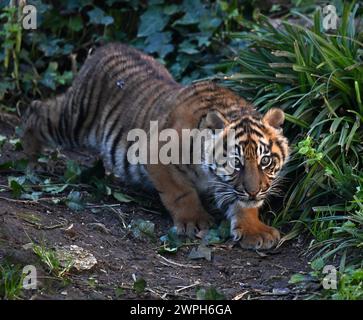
left=55, top=245, right=97, bottom=271
left=272, top=288, right=290, bottom=295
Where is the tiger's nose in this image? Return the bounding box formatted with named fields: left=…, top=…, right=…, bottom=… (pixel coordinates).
left=246, top=189, right=260, bottom=199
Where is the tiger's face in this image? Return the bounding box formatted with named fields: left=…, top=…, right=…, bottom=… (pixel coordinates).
left=203, top=107, right=289, bottom=209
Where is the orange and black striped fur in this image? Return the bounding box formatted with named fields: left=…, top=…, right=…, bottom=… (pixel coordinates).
left=22, top=43, right=289, bottom=250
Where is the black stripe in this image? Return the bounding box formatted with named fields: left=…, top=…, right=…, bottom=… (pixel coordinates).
left=73, top=53, right=124, bottom=144
left=73, top=75, right=95, bottom=144
left=123, top=140, right=133, bottom=177
left=235, top=128, right=264, bottom=139
left=174, top=191, right=192, bottom=203
left=274, top=139, right=287, bottom=161
left=100, top=60, right=152, bottom=139
left=110, top=128, right=124, bottom=166
left=270, top=152, right=281, bottom=161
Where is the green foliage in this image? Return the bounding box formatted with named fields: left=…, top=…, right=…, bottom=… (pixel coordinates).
left=0, top=264, right=24, bottom=300
left=32, top=243, right=73, bottom=278
left=221, top=2, right=363, bottom=269
left=133, top=277, right=146, bottom=294
left=196, top=287, right=225, bottom=300
left=159, top=226, right=184, bottom=253
left=129, top=219, right=156, bottom=241
left=0, top=0, right=240, bottom=111
left=133, top=0, right=231, bottom=82
left=290, top=264, right=363, bottom=300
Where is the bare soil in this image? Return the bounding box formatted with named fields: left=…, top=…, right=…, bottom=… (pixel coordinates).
left=0, top=116, right=311, bottom=300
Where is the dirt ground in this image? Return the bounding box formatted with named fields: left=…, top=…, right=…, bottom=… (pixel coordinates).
left=0, top=116, right=312, bottom=300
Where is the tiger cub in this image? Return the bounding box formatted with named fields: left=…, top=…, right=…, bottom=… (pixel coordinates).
left=22, top=43, right=289, bottom=250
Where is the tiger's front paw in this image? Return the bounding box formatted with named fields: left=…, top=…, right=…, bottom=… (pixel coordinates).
left=174, top=212, right=213, bottom=238
left=232, top=222, right=280, bottom=250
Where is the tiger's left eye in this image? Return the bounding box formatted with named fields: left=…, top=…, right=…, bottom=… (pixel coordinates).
left=261, top=156, right=271, bottom=167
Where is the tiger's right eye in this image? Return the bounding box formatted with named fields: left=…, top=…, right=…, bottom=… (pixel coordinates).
left=233, top=156, right=243, bottom=171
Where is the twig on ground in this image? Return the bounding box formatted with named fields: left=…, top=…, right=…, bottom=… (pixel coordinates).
left=157, top=254, right=202, bottom=269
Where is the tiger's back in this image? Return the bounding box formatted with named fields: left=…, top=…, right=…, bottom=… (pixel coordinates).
left=23, top=43, right=182, bottom=178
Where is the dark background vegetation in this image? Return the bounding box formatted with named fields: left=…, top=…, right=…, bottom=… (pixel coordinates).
left=0, top=0, right=362, bottom=299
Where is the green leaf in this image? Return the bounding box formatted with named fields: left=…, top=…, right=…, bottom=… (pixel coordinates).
left=159, top=227, right=183, bottom=253
left=0, top=135, right=7, bottom=148
left=129, top=219, right=155, bottom=240
left=196, top=287, right=225, bottom=300
left=113, top=192, right=133, bottom=203
left=66, top=191, right=84, bottom=211
left=69, top=16, right=83, bottom=32
left=188, top=244, right=212, bottom=261
left=288, top=273, right=308, bottom=284
left=179, top=40, right=199, bottom=55
left=8, top=176, right=25, bottom=198
left=43, top=184, right=69, bottom=195
left=144, top=32, right=174, bottom=58
left=115, top=287, right=124, bottom=298
left=64, top=160, right=82, bottom=183
left=133, top=278, right=146, bottom=294
left=87, top=7, right=114, bottom=26
left=137, top=6, right=169, bottom=37
left=311, top=258, right=325, bottom=271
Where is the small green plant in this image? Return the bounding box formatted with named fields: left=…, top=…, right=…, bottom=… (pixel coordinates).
left=0, top=263, right=24, bottom=300
left=0, top=4, right=22, bottom=91
left=32, top=244, right=73, bottom=278
left=133, top=278, right=146, bottom=295
left=196, top=287, right=225, bottom=300
left=290, top=262, right=363, bottom=300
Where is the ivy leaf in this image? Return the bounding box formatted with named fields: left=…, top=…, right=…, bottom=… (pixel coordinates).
left=87, top=7, right=114, bottom=26
left=137, top=6, right=169, bottom=37
left=199, top=16, right=222, bottom=33
left=22, top=191, right=43, bottom=201
left=196, top=287, right=225, bottom=300
left=69, top=16, right=83, bottom=32
left=173, top=11, right=199, bottom=26
left=311, top=258, right=325, bottom=271
left=129, top=219, right=155, bottom=240
left=8, top=176, right=25, bottom=198
left=66, top=191, right=85, bottom=211
left=0, top=135, right=7, bottom=148
left=40, top=62, right=58, bottom=90
left=64, top=160, right=82, bottom=183
left=113, top=192, right=133, bottom=203
left=159, top=227, right=183, bottom=253
left=179, top=40, right=199, bottom=55
left=188, top=244, right=212, bottom=261
left=163, top=4, right=179, bottom=15
left=133, top=278, right=146, bottom=294
left=288, top=273, right=308, bottom=284
left=43, top=184, right=69, bottom=194
left=144, top=32, right=174, bottom=58
left=0, top=81, right=15, bottom=100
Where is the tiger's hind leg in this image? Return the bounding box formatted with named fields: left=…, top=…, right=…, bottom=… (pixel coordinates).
left=21, top=99, right=65, bottom=172
left=21, top=101, right=45, bottom=163
left=146, top=163, right=213, bottom=237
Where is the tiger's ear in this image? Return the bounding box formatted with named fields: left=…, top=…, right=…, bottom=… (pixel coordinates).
left=200, top=110, right=227, bottom=130
left=263, top=108, right=285, bottom=129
